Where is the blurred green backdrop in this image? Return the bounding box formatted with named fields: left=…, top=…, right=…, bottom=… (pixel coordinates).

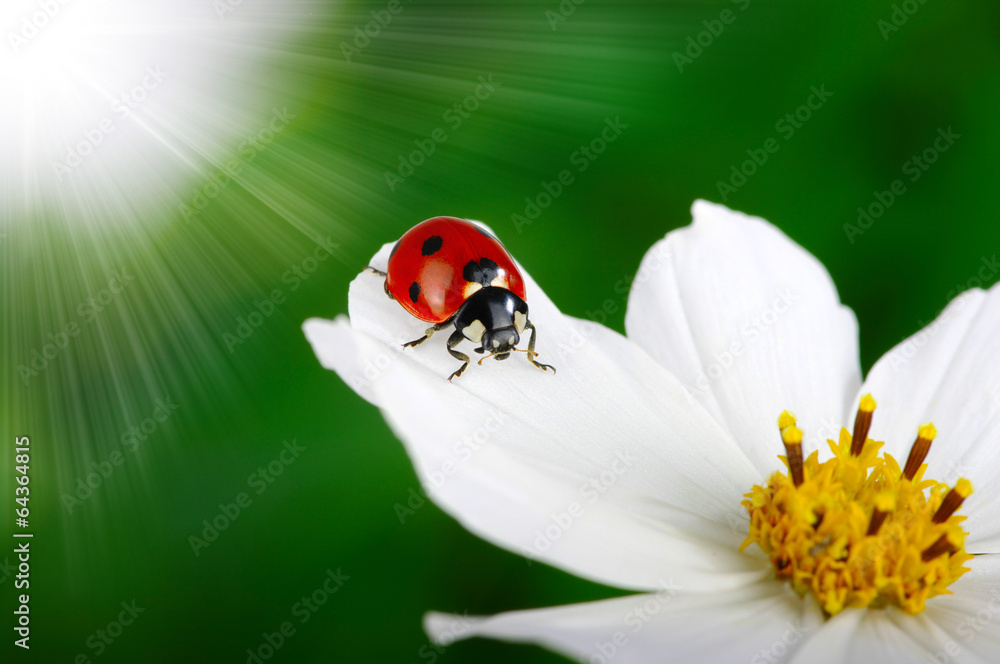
left=2, top=0, right=999, bottom=662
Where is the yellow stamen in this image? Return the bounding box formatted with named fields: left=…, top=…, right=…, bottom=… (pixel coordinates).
left=850, top=394, right=877, bottom=456
left=781, top=425, right=804, bottom=487
left=921, top=533, right=958, bottom=562
left=866, top=492, right=895, bottom=536
left=742, top=404, right=972, bottom=617
left=933, top=479, right=973, bottom=524
left=902, top=423, right=937, bottom=480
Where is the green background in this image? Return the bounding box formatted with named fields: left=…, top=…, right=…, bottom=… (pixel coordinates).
left=3, top=0, right=999, bottom=662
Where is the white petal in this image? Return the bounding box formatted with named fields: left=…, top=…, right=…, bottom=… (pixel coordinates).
left=788, top=609, right=940, bottom=664
left=919, top=554, right=1000, bottom=663
left=790, top=554, right=1000, bottom=664
left=858, top=282, right=1000, bottom=552
left=625, top=200, right=861, bottom=475
left=425, top=581, right=823, bottom=664
left=429, top=559, right=1000, bottom=664
left=304, top=236, right=770, bottom=592
left=302, top=315, right=379, bottom=407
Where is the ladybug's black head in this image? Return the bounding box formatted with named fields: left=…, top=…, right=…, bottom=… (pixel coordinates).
left=482, top=327, right=518, bottom=360
left=454, top=287, right=528, bottom=361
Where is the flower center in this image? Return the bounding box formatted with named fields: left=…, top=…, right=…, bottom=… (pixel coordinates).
left=741, top=395, right=973, bottom=616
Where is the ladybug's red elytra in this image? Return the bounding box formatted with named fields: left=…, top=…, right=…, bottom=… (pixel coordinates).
left=367, top=216, right=555, bottom=382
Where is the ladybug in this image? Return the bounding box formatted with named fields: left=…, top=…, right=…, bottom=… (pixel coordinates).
left=367, top=216, right=555, bottom=382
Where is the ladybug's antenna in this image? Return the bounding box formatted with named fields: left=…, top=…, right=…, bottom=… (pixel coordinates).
left=364, top=266, right=388, bottom=277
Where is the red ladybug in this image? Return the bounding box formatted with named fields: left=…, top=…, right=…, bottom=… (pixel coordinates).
left=368, top=216, right=555, bottom=381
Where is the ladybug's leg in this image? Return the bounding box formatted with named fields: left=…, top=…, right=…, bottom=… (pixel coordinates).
left=402, top=319, right=452, bottom=348
left=446, top=330, right=471, bottom=382
left=363, top=266, right=394, bottom=300
left=524, top=320, right=556, bottom=375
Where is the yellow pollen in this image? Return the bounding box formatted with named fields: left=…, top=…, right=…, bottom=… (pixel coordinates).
left=777, top=410, right=797, bottom=431
left=874, top=491, right=896, bottom=512
left=741, top=401, right=973, bottom=617
left=918, top=423, right=938, bottom=441
left=781, top=425, right=803, bottom=445
left=859, top=394, right=877, bottom=413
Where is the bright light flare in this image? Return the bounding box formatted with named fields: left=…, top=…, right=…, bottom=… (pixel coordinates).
left=0, top=0, right=308, bottom=228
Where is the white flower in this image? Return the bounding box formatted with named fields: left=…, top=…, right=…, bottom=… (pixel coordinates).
left=303, top=201, right=1000, bottom=663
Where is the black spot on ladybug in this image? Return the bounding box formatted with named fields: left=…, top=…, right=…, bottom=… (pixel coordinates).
left=462, top=257, right=500, bottom=286
left=474, top=225, right=502, bottom=245
left=421, top=235, right=443, bottom=256
left=480, top=257, right=499, bottom=277
left=409, top=281, right=420, bottom=303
